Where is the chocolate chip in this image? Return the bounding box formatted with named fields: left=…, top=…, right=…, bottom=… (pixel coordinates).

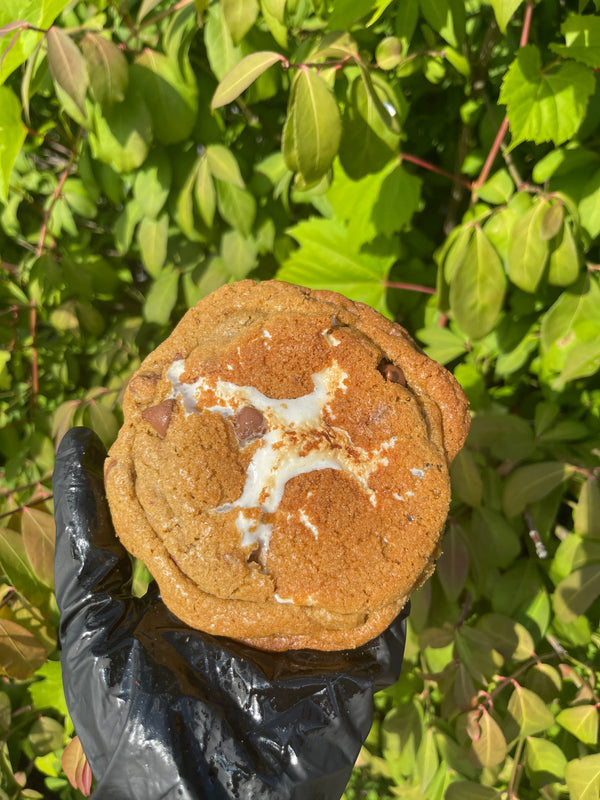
left=378, top=360, right=407, bottom=386
left=142, top=399, right=175, bottom=437
left=233, top=406, right=267, bottom=442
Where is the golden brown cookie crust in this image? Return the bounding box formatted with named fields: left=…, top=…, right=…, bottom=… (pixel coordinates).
left=105, top=280, right=469, bottom=650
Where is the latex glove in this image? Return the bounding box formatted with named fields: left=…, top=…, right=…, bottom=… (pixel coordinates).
left=53, top=427, right=408, bottom=800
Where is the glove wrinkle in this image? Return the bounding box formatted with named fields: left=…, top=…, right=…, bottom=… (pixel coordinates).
left=54, top=427, right=408, bottom=800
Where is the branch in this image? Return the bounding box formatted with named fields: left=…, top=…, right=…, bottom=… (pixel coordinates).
left=35, top=127, right=82, bottom=259
left=472, top=0, right=535, bottom=192
left=385, top=281, right=436, bottom=295
left=400, top=152, right=473, bottom=190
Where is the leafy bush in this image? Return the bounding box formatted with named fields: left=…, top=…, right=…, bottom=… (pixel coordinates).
left=1, top=0, right=600, bottom=798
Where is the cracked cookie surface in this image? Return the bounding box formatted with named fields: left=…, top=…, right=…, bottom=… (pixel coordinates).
left=105, top=280, right=470, bottom=650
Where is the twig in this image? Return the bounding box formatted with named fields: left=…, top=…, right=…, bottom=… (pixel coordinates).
left=472, top=0, right=535, bottom=192
left=385, top=281, right=436, bottom=295
left=400, top=152, right=473, bottom=189
left=35, top=127, right=82, bottom=259
left=0, top=495, right=53, bottom=522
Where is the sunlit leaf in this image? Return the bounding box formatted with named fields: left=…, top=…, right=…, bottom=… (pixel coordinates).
left=62, top=736, right=92, bottom=796
left=81, top=33, right=128, bottom=107
left=20, top=508, right=55, bottom=588
left=557, top=705, right=599, bottom=746
left=507, top=684, right=554, bottom=737
left=0, top=85, right=26, bottom=202
left=553, top=564, right=600, bottom=623
left=574, top=478, right=600, bottom=539
left=488, top=0, right=525, bottom=33
left=526, top=737, right=567, bottom=780
left=564, top=753, right=600, bottom=800
left=46, top=27, right=87, bottom=113
left=468, top=710, right=507, bottom=768
left=500, top=45, right=595, bottom=147
left=0, top=618, right=47, bottom=680
left=211, top=50, right=284, bottom=108
left=503, top=461, right=574, bottom=517
left=284, top=68, right=342, bottom=184
left=277, top=217, right=393, bottom=317
left=138, top=213, right=169, bottom=278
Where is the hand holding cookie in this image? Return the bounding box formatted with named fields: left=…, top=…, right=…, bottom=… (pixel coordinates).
left=53, top=427, right=408, bottom=799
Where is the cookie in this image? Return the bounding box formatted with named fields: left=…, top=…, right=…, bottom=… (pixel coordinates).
left=105, top=280, right=470, bottom=650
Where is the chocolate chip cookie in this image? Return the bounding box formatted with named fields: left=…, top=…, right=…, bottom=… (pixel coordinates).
left=105, top=280, right=470, bottom=650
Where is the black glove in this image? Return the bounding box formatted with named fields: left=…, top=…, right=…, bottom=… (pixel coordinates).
left=53, top=427, right=408, bottom=800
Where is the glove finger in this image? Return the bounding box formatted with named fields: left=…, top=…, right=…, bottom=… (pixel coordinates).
left=53, top=426, right=133, bottom=634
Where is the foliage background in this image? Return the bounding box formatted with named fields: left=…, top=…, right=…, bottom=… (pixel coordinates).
left=1, top=0, right=600, bottom=797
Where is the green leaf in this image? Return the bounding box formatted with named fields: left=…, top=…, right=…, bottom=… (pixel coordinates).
left=133, top=49, right=198, bottom=144
left=195, top=154, right=216, bottom=227
left=277, top=216, right=394, bottom=317
left=468, top=710, right=507, bottom=768
left=376, top=36, right=402, bottom=70
left=137, top=213, right=169, bottom=278
left=221, top=0, right=259, bottom=45
left=206, top=144, right=245, bottom=188
left=284, top=68, right=342, bottom=184
left=29, top=661, right=68, bottom=716
left=476, top=614, right=534, bottom=661
left=20, top=508, right=54, bottom=589
left=551, top=13, right=600, bottom=68
left=507, top=684, right=554, bottom=737
left=260, top=0, right=287, bottom=48
left=0, top=618, right=47, bottom=680
left=436, top=524, right=469, bottom=601
left=216, top=180, right=256, bottom=235
left=499, top=45, right=595, bottom=147
left=564, top=753, right=600, bottom=800
left=526, top=737, right=567, bottom=780
left=445, top=783, right=498, bottom=800
left=419, top=0, right=465, bottom=47
left=114, top=199, right=144, bottom=254
left=455, top=627, right=503, bottom=685
left=477, top=168, right=514, bottom=205
left=450, top=448, right=483, bottom=507
left=87, top=403, right=119, bottom=450
left=541, top=275, right=600, bottom=352
left=204, top=1, right=242, bottom=81
left=548, top=220, right=580, bottom=286
left=553, top=564, right=600, bottom=622
left=488, top=0, right=524, bottom=33
left=90, top=84, right=153, bottom=173
left=0, top=85, right=26, bottom=202
left=211, top=50, right=284, bottom=109
left=0, top=528, right=46, bottom=606
left=381, top=700, right=424, bottom=779
left=80, top=33, right=128, bottom=107
left=0, top=2, right=69, bottom=85
left=574, top=478, right=600, bottom=539
left=137, top=0, right=163, bottom=22
left=557, top=705, right=599, bottom=746
left=29, top=716, right=64, bottom=757
left=143, top=267, right=179, bottom=325
left=133, top=149, right=172, bottom=219
left=339, top=74, right=401, bottom=180
left=508, top=200, right=549, bottom=292
left=503, top=461, right=573, bottom=517
left=46, top=27, right=88, bottom=114
left=220, top=229, right=257, bottom=278
left=449, top=226, right=506, bottom=339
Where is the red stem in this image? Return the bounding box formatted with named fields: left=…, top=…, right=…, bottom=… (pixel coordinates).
left=473, top=0, right=534, bottom=191
left=385, top=281, right=436, bottom=295
left=400, top=152, right=473, bottom=190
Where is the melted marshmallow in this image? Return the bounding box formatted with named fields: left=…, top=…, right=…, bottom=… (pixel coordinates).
left=167, top=360, right=396, bottom=555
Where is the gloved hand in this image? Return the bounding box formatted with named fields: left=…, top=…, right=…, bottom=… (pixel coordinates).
left=53, top=427, right=408, bottom=800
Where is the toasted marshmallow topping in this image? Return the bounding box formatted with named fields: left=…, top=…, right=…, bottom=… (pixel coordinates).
left=167, top=360, right=396, bottom=557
